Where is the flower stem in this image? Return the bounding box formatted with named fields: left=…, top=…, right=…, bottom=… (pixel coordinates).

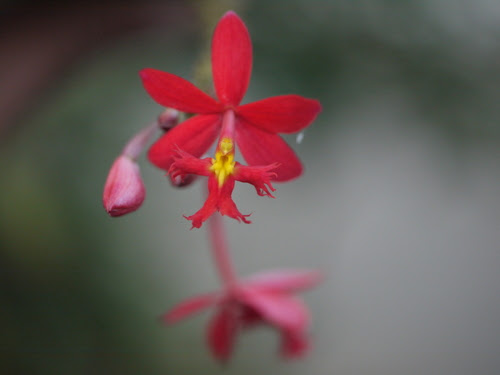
left=208, top=213, right=237, bottom=286
left=122, top=121, right=158, bottom=160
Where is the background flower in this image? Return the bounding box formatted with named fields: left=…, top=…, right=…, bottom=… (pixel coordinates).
left=163, top=269, right=321, bottom=362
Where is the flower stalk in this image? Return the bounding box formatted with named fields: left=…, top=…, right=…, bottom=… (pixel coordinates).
left=208, top=212, right=237, bottom=286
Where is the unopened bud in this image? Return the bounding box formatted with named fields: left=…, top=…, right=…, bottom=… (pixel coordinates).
left=157, top=108, right=180, bottom=131
left=103, top=155, right=146, bottom=217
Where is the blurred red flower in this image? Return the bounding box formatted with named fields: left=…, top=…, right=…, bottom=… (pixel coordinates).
left=162, top=269, right=321, bottom=362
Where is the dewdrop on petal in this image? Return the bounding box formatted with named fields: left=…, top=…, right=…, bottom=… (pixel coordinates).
left=296, top=132, right=304, bottom=144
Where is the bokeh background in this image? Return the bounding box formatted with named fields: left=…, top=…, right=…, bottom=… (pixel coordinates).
left=1, top=0, right=499, bottom=374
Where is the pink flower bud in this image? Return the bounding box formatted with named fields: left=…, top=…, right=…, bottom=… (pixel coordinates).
left=103, top=155, right=145, bottom=217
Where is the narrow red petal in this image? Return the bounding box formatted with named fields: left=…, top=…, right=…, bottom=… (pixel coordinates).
left=162, top=293, right=218, bottom=324
left=169, top=150, right=211, bottom=180
left=148, top=114, right=221, bottom=171
left=240, top=288, right=310, bottom=331
left=184, top=176, right=219, bottom=229
left=244, top=269, right=322, bottom=293
left=237, top=95, right=321, bottom=133
left=218, top=177, right=251, bottom=224
left=281, top=330, right=310, bottom=358
left=207, top=307, right=238, bottom=362
left=235, top=120, right=303, bottom=182
left=140, top=68, right=221, bottom=113
left=211, top=11, right=252, bottom=106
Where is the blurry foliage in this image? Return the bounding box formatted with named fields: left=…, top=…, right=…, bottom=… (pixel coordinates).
left=247, top=0, right=500, bottom=140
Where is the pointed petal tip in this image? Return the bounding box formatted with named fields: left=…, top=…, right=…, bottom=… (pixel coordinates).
left=207, top=309, right=238, bottom=363
left=158, top=313, right=171, bottom=325
left=221, top=10, right=243, bottom=22
left=212, top=8, right=252, bottom=106
left=184, top=214, right=203, bottom=230
left=245, top=269, right=323, bottom=293
left=275, top=162, right=303, bottom=183
left=160, top=311, right=182, bottom=325
left=311, top=98, right=322, bottom=110
left=161, top=293, right=218, bottom=324
left=312, top=98, right=322, bottom=118
left=317, top=99, right=323, bottom=112
left=281, top=330, right=310, bottom=359
left=138, top=68, right=155, bottom=82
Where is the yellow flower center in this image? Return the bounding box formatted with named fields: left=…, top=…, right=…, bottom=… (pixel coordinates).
left=210, top=138, right=235, bottom=187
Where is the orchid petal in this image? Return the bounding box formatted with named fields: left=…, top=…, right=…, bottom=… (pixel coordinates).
left=240, top=289, right=309, bottom=331
left=235, top=120, right=303, bottom=182
left=140, top=68, right=221, bottom=113
left=244, top=269, right=322, bottom=293
left=162, top=293, right=218, bottom=324
left=237, top=95, right=321, bottom=133
left=148, top=114, right=221, bottom=171
left=211, top=11, right=252, bottom=106
left=207, top=307, right=238, bottom=362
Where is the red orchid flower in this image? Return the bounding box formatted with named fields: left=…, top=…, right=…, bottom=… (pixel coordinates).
left=140, top=11, right=321, bottom=227
left=140, top=11, right=321, bottom=182
left=162, top=269, right=321, bottom=362
left=168, top=113, right=279, bottom=228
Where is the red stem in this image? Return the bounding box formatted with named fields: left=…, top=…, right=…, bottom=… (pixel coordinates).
left=122, top=121, right=158, bottom=160
left=208, top=213, right=237, bottom=286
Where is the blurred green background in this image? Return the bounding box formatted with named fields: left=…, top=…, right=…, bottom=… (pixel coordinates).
left=1, top=0, right=499, bottom=374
